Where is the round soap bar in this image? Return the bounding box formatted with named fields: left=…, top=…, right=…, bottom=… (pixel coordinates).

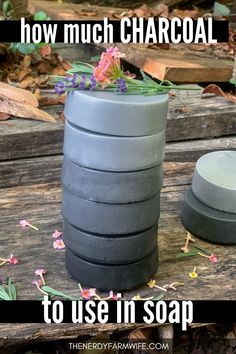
left=63, top=121, right=166, bottom=172
left=64, top=90, right=168, bottom=137
left=65, top=246, right=158, bottom=291
left=63, top=218, right=158, bottom=264
left=192, top=151, right=236, bottom=213
left=182, top=188, right=236, bottom=244
left=62, top=155, right=162, bottom=203
left=62, top=187, right=160, bottom=235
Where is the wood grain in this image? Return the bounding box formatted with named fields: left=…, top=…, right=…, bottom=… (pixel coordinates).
left=1, top=87, right=236, bottom=161
left=0, top=135, right=235, bottom=189
left=100, top=44, right=233, bottom=83
left=0, top=162, right=235, bottom=345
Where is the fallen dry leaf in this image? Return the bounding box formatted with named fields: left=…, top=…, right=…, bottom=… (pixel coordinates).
left=128, top=327, right=152, bottom=340
left=0, top=97, right=56, bottom=123
left=0, top=112, right=10, bottom=120
left=39, top=95, right=65, bottom=107
left=202, top=84, right=236, bottom=104
left=0, top=82, right=38, bottom=107
left=170, top=9, right=200, bottom=19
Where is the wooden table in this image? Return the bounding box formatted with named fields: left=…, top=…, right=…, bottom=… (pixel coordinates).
left=0, top=86, right=236, bottom=348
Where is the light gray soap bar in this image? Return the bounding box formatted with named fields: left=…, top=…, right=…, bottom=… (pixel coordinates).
left=63, top=121, right=166, bottom=172
left=192, top=150, right=236, bottom=213
left=64, top=90, right=168, bottom=137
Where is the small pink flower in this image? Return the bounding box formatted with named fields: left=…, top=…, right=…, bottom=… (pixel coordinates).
left=109, top=291, right=122, bottom=300
left=35, top=269, right=47, bottom=277
left=53, top=239, right=65, bottom=250
left=7, top=254, right=19, bottom=265
left=93, top=47, right=124, bottom=83
left=209, top=254, right=218, bottom=263
left=19, top=219, right=38, bottom=231
left=32, top=279, right=48, bottom=295
left=19, top=220, right=30, bottom=228
left=52, top=229, right=62, bottom=239
left=81, top=288, right=96, bottom=300
left=32, top=279, right=43, bottom=287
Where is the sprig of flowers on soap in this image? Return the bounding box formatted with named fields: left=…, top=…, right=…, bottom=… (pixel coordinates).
left=53, top=47, right=198, bottom=96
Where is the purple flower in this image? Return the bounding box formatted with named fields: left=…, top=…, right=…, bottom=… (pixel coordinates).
left=55, top=81, right=65, bottom=95
left=79, top=75, right=87, bottom=90
left=116, top=78, right=127, bottom=93
left=90, top=75, right=96, bottom=91
left=71, top=74, right=79, bottom=88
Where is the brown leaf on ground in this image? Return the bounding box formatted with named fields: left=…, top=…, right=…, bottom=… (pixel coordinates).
left=0, top=82, right=38, bottom=107
left=37, top=60, right=52, bottom=74
left=128, top=327, right=152, bottom=340
left=17, top=75, right=48, bottom=89
left=0, top=112, right=10, bottom=120
left=74, top=10, right=97, bottom=17
left=39, top=95, right=65, bottom=107
left=0, top=97, right=56, bottom=123
left=170, top=9, right=199, bottom=19
left=202, top=84, right=236, bottom=104
left=112, top=4, right=168, bottom=19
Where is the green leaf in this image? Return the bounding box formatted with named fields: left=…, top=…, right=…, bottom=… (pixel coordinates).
left=229, top=78, right=236, bottom=86
left=176, top=250, right=198, bottom=259
left=213, top=2, right=230, bottom=16
left=193, top=244, right=211, bottom=256
left=34, top=11, right=48, bottom=21
left=0, top=285, right=11, bottom=301
left=8, top=278, right=17, bottom=300
left=153, top=294, right=165, bottom=301
left=41, top=286, right=79, bottom=300
left=9, top=43, right=37, bottom=55
left=2, top=1, right=10, bottom=15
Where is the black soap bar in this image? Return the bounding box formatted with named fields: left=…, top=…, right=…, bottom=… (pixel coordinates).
left=63, top=218, right=158, bottom=264
left=182, top=189, right=236, bottom=244
left=65, top=246, right=158, bottom=291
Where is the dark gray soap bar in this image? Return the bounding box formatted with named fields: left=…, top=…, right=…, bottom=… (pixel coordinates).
left=182, top=188, right=236, bottom=244
left=62, top=187, right=160, bottom=235
left=63, top=218, right=158, bottom=264
left=63, top=121, right=166, bottom=172
left=64, top=90, right=168, bottom=137
left=192, top=150, right=236, bottom=214
left=62, top=155, right=163, bottom=203
left=65, top=246, right=158, bottom=291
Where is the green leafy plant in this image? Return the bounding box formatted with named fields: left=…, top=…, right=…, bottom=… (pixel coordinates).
left=9, top=11, right=51, bottom=55
left=0, top=278, right=17, bottom=300
left=41, top=286, right=81, bottom=300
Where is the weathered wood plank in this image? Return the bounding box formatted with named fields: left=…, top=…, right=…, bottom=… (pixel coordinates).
left=100, top=44, right=234, bottom=83
left=0, top=181, right=235, bottom=301
left=0, top=323, right=158, bottom=349
left=0, top=155, right=63, bottom=189
left=1, top=134, right=236, bottom=189
left=1, top=88, right=236, bottom=161
left=28, top=0, right=126, bottom=20
left=0, top=105, right=64, bottom=161
left=0, top=163, right=235, bottom=345
left=0, top=157, right=194, bottom=189
left=165, top=136, right=236, bottom=162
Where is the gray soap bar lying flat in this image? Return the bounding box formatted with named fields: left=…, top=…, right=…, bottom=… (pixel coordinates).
left=65, top=246, right=158, bottom=291
left=182, top=188, right=236, bottom=244
left=64, top=121, right=166, bottom=172
left=64, top=90, right=168, bottom=137
left=62, top=187, right=160, bottom=235
left=63, top=218, right=158, bottom=264
left=62, top=154, right=163, bottom=203
left=192, top=150, right=236, bottom=213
